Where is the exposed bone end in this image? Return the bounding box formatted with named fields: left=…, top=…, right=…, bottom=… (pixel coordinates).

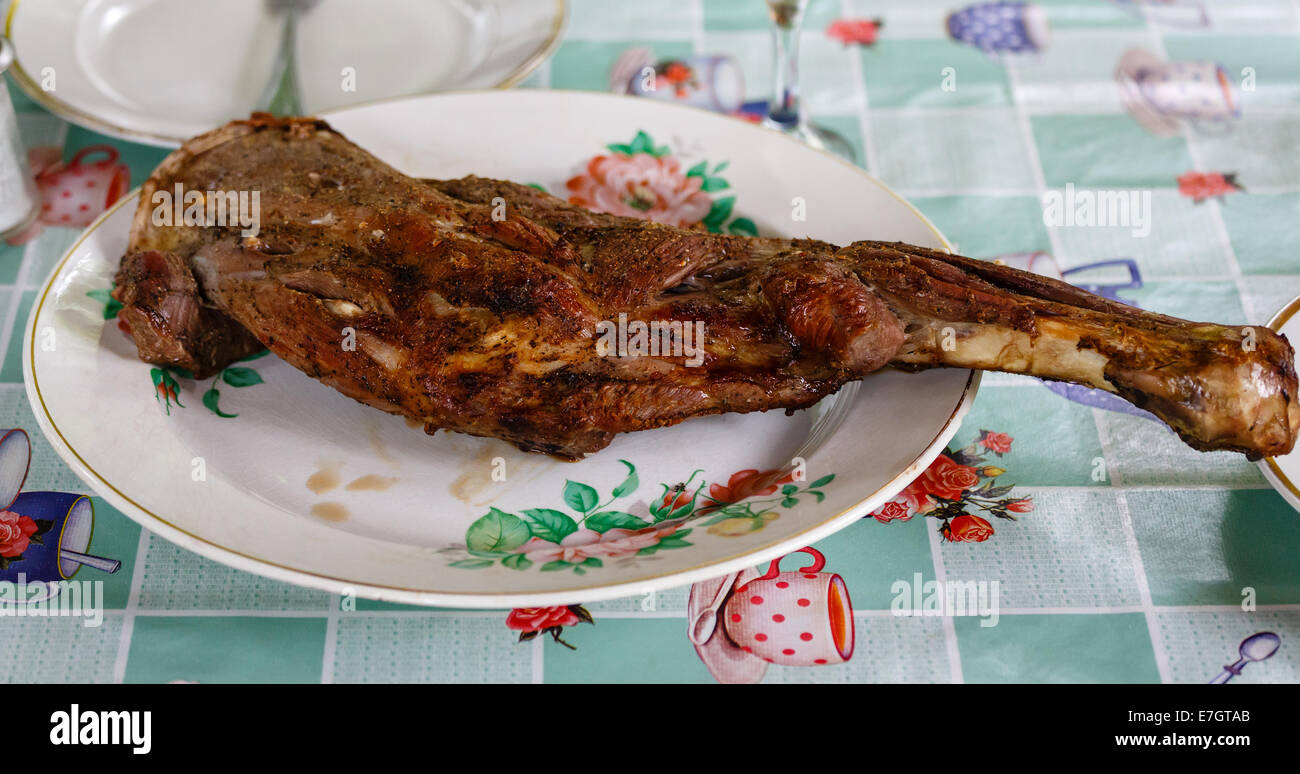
left=1106, top=331, right=1299, bottom=460
left=850, top=240, right=1300, bottom=459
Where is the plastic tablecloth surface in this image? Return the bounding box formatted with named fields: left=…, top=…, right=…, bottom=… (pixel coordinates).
left=2, top=0, right=1299, bottom=684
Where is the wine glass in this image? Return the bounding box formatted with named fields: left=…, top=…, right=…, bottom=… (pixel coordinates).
left=762, top=0, right=857, bottom=163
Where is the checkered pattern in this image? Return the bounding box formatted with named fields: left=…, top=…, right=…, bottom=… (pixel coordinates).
left=3, top=0, right=1300, bottom=683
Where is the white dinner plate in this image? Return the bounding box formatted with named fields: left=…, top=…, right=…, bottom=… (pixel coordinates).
left=24, top=90, right=977, bottom=607
left=4, top=0, right=565, bottom=146
left=1260, top=294, right=1300, bottom=513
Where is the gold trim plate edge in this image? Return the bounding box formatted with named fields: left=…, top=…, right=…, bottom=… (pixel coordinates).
left=1260, top=295, right=1300, bottom=510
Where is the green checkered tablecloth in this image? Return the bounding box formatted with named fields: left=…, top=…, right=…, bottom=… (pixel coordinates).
left=3, top=0, right=1300, bottom=684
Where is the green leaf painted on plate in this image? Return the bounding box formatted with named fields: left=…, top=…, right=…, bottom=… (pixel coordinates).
left=466, top=508, right=531, bottom=554
left=655, top=534, right=693, bottom=550
left=727, top=217, right=758, bottom=237
left=685, top=160, right=708, bottom=178
left=151, top=368, right=184, bottom=414
left=501, top=553, right=533, bottom=571
left=221, top=367, right=263, bottom=387
left=86, top=288, right=123, bottom=320
left=609, top=131, right=669, bottom=159
left=700, top=177, right=730, bottom=193
left=449, top=559, right=495, bottom=569
left=239, top=349, right=271, bottom=362
left=612, top=459, right=638, bottom=499
left=520, top=508, right=579, bottom=543
left=584, top=511, right=648, bottom=533
left=562, top=480, right=599, bottom=513
left=202, top=387, right=236, bottom=418
left=540, top=560, right=572, bottom=572
left=702, top=196, right=735, bottom=232
left=666, top=482, right=705, bottom=520
left=809, top=474, right=835, bottom=488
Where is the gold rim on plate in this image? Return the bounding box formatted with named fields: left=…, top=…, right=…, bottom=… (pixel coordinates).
left=1261, top=295, right=1300, bottom=506
left=23, top=91, right=979, bottom=606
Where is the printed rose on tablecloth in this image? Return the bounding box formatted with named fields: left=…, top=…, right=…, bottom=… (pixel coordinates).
left=506, top=605, right=594, bottom=649
left=826, top=18, right=883, bottom=46
left=0, top=509, right=55, bottom=570
left=912, top=454, right=981, bottom=501
left=874, top=499, right=913, bottom=524
left=869, top=429, right=1034, bottom=542
left=0, top=510, right=39, bottom=557
left=979, top=430, right=1014, bottom=455
left=1178, top=171, right=1243, bottom=204
left=946, top=514, right=995, bottom=543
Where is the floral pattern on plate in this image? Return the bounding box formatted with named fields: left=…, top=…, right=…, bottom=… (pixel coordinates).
left=565, top=130, right=757, bottom=236
left=442, top=462, right=835, bottom=574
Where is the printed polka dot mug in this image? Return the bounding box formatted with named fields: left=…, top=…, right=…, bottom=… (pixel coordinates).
left=1136, top=59, right=1239, bottom=129
left=35, top=145, right=130, bottom=229
left=722, top=547, right=855, bottom=666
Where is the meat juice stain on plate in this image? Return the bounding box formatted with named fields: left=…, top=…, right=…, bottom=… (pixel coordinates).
left=306, top=460, right=343, bottom=494
left=450, top=440, right=554, bottom=507
left=369, top=426, right=401, bottom=469
left=311, top=502, right=349, bottom=522
left=346, top=474, right=399, bottom=492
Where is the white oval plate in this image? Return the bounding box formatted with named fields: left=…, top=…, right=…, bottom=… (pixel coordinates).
left=24, top=90, right=977, bottom=607
left=1260, top=294, right=1300, bottom=513
left=5, top=0, right=565, bottom=146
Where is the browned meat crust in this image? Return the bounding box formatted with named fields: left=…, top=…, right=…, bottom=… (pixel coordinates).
left=113, top=114, right=1298, bottom=460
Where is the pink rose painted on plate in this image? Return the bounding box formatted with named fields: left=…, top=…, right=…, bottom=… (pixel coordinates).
left=513, top=522, right=684, bottom=564
left=567, top=153, right=712, bottom=227
left=563, top=130, right=758, bottom=236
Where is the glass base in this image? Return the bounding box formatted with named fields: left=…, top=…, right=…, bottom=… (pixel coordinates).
left=762, top=118, right=858, bottom=164
left=0, top=199, right=41, bottom=243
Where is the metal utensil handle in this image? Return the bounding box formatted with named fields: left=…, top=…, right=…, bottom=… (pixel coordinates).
left=59, top=549, right=121, bottom=574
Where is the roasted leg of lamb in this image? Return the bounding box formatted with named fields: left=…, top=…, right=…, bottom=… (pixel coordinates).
left=114, top=115, right=1299, bottom=460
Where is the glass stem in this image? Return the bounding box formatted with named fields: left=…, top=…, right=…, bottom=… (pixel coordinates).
left=767, top=8, right=806, bottom=127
